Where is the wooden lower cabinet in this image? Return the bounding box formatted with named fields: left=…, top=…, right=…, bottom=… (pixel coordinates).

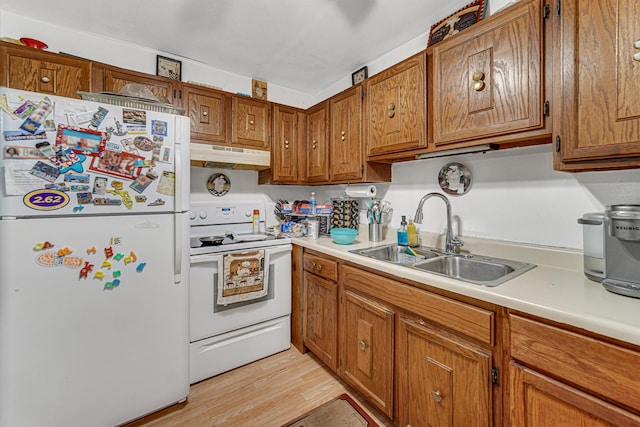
left=397, top=315, right=492, bottom=427
left=341, top=289, right=394, bottom=418
left=303, top=270, right=339, bottom=372
left=509, top=362, right=640, bottom=427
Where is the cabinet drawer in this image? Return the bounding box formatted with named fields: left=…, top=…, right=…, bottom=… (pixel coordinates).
left=303, top=253, right=338, bottom=282
left=342, top=265, right=494, bottom=345
left=510, top=314, right=640, bottom=411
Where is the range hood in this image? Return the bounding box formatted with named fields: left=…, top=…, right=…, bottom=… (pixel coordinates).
left=190, top=143, right=271, bottom=171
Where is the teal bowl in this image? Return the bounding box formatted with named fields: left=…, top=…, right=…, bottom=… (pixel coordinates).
left=330, top=227, right=358, bottom=245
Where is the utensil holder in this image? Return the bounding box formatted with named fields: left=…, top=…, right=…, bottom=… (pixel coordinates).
left=369, top=224, right=384, bottom=242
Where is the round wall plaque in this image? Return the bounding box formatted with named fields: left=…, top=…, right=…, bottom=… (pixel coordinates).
left=438, top=162, right=472, bottom=195
left=207, top=173, right=231, bottom=197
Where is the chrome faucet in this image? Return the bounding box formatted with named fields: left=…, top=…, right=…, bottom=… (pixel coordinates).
left=414, top=192, right=463, bottom=254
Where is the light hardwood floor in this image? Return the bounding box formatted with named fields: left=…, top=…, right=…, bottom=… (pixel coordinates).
left=125, top=347, right=395, bottom=427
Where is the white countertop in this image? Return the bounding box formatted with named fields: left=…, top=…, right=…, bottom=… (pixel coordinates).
left=292, top=228, right=640, bottom=347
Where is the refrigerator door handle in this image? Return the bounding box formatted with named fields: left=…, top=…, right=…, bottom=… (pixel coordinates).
left=174, top=213, right=190, bottom=284
left=174, top=138, right=183, bottom=214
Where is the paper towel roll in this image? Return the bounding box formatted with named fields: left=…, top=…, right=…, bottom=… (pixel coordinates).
left=344, top=184, right=377, bottom=198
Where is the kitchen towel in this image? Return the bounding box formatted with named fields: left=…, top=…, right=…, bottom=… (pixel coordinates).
left=218, top=249, right=270, bottom=305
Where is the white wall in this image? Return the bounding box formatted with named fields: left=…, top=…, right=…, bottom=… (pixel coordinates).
left=0, top=11, right=312, bottom=108
left=192, top=143, right=640, bottom=251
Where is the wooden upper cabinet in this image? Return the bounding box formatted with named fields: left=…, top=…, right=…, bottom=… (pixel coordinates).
left=365, top=51, right=427, bottom=157
left=93, top=64, right=179, bottom=105
left=1, top=43, right=90, bottom=99
left=182, top=83, right=229, bottom=144
left=272, top=105, right=304, bottom=183
left=306, top=101, right=330, bottom=182
left=554, top=0, right=640, bottom=171
left=330, top=86, right=363, bottom=181
left=430, top=0, right=544, bottom=145
left=231, top=96, right=271, bottom=149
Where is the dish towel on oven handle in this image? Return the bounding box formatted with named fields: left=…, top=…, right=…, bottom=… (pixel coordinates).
left=217, top=249, right=270, bottom=306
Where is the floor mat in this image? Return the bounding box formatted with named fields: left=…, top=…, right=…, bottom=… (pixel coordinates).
left=282, top=393, right=380, bottom=427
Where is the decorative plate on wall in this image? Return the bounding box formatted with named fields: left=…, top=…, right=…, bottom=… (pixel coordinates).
left=438, top=162, right=472, bottom=195
left=207, top=173, right=231, bottom=197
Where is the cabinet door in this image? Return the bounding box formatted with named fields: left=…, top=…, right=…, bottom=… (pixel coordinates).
left=3, top=45, right=90, bottom=98
left=303, top=271, right=339, bottom=372
left=330, top=87, right=363, bottom=180
left=232, top=96, right=271, bottom=149
left=272, top=105, right=299, bottom=182
left=431, top=0, right=543, bottom=145
left=306, top=102, right=330, bottom=182
left=366, top=52, right=426, bottom=156
left=555, top=0, right=640, bottom=169
left=183, top=84, right=228, bottom=144
left=99, top=66, right=178, bottom=104
left=397, top=316, right=492, bottom=427
left=509, top=362, right=640, bottom=427
left=341, top=289, right=394, bottom=418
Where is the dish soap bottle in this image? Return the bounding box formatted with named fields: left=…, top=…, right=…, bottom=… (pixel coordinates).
left=309, top=191, right=317, bottom=215
left=397, top=215, right=409, bottom=246
left=407, top=218, right=418, bottom=247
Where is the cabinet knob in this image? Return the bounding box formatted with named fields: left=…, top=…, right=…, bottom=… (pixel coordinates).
left=41, top=76, right=50, bottom=83
left=312, top=140, right=317, bottom=149
left=431, top=390, right=443, bottom=404
left=358, top=340, right=367, bottom=351
left=316, top=264, right=322, bottom=273
left=310, top=261, right=316, bottom=269
left=387, top=103, right=395, bottom=118
left=472, top=70, right=486, bottom=92
left=284, top=140, right=289, bottom=148
left=249, top=120, right=255, bottom=125
left=202, top=111, right=208, bottom=116
left=341, top=131, right=346, bottom=141
left=634, top=40, right=640, bottom=49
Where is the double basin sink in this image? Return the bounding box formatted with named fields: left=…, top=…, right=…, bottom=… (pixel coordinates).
left=349, top=244, right=535, bottom=287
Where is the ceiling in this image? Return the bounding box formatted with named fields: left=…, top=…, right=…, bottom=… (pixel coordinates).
left=0, top=0, right=477, bottom=95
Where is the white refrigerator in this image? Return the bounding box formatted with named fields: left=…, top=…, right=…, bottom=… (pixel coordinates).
left=0, top=87, right=191, bottom=427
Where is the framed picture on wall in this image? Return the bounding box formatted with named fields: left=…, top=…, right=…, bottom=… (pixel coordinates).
left=156, top=55, right=182, bottom=81
left=428, top=0, right=487, bottom=47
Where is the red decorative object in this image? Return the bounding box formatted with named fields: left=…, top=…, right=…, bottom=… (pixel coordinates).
left=20, top=37, right=48, bottom=50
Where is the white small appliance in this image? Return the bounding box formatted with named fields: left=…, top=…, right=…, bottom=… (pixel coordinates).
left=189, top=200, right=292, bottom=384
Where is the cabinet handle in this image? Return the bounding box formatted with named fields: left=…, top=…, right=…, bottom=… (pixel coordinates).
left=387, top=103, right=395, bottom=118
left=431, top=390, right=443, bottom=404
left=312, top=140, right=317, bottom=149
left=41, top=76, right=50, bottom=83
left=358, top=340, right=367, bottom=351
left=472, top=70, right=486, bottom=92
left=315, top=265, right=322, bottom=273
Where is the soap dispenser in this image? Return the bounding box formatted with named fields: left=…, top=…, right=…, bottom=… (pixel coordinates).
left=397, top=216, right=409, bottom=246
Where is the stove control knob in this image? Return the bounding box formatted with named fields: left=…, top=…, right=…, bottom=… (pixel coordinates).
left=199, top=211, right=208, bottom=220
left=189, top=211, right=196, bottom=220
left=244, top=210, right=252, bottom=217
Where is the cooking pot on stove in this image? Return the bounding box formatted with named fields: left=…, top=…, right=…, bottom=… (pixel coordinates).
left=199, top=236, right=225, bottom=246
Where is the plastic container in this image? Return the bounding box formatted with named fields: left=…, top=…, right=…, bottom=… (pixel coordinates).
left=397, top=216, right=408, bottom=246
left=251, top=209, right=260, bottom=233
left=407, top=219, right=418, bottom=247
left=307, top=219, right=319, bottom=239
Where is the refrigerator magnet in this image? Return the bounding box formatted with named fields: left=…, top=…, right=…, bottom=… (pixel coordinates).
left=55, top=124, right=107, bottom=157
left=130, top=174, right=153, bottom=194
left=89, top=151, right=143, bottom=180
left=151, top=120, right=168, bottom=136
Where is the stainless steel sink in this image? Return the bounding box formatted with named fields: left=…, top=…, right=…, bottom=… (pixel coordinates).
left=412, top=254, right=535, bottom=287
left=350, top=244, right=535, bottom=287
left=350, top=244, right=440, bottom=265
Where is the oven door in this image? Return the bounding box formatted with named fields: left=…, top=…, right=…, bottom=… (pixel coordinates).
left=189, top=244, right=292, bottom=343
